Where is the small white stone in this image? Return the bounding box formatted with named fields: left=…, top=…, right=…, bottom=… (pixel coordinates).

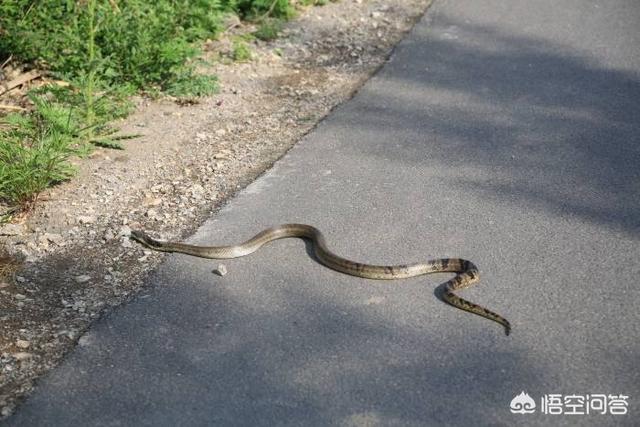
left=78, top=335, right=92, bottom=347
left=214, top=264, right=227, bottom=276
left=16, top=339, right=30, bottom=349
left=75, top=275, right=91, bottom=284
left=145, top=209, right=160, bottom=220
left=78, top=215, right=96, bottom=224
left=13, top=352, right=32, bottom=361
left=119, top=225, right=132, bottom=236
left=143, top=197, right=162, bottom=207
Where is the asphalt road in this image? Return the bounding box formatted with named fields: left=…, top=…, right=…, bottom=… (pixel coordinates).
left=7, top=0, right=640, bottom=425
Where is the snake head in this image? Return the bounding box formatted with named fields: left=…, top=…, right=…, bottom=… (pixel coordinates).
left=130, top=230, right=158, bottom=248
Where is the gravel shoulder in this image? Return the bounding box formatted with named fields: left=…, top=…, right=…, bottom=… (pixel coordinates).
left=0, top=0, right=433, bottom=418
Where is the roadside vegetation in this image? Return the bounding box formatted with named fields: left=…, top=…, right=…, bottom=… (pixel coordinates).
left=0, top=0, right=330, bottom=214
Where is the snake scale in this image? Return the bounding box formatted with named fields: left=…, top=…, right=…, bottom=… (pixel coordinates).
left=131, top=224, right=510, bottom=335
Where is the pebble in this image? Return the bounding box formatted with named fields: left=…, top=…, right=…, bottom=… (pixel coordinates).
left=145, top=209, right=159, bottom=220
left=143, top=197, right=162, bottom=207
left=78, top=335, right=92, bottom=347
left=16, top=339, right=30, bottom=349
left=13, top=352, right=33, bottom=361
left=78, top=215, right=96, bottom=224
left=190, top=184, right=205, bottom=197
left=74, top=275, right=91, bottom=284
left=214, top=264, right=228, bottom=276
left=119, top=225, right=132, bottom=236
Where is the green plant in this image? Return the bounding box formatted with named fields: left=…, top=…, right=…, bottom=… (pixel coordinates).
left=0, top=80, right=140, bottom=203
left=299, top=0, right=330, bottom=5
left=233, top=0, right=295, bottom=20
left=0, top=0, right=310, bottom=207
left=0, top=0, right=229, bottom=93
left=254, top=18, right=284, bottom=41
left=166, top=74, right=219, bottom=97
left=0, top=97, right=85, bottom=205
left=232, top=40, right=253, bottom=62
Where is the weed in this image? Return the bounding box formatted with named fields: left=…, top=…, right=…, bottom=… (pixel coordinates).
left=232, top=40, right=253, bottom=62
left=0, top=0, right=317, bottom=208
left=254, top=18, right=284, bottom=41
left=234, top=0, right=295, bottom=20
left=0, top=0, right=228, bottom=93
left=299, top=0, right=330, bottom=5
left=166, top=74, right=219, bottom=98
left=0, top=96, right=86, bottom=205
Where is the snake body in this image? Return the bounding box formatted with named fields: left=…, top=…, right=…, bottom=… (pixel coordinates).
left=131, top=224, right=510, bottom=335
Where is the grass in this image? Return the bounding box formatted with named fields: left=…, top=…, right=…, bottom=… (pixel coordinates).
left=299, top=0, right=336, bottom=6
left=0, top=0, right=228, bottom=92
left=0, top=0, right=327, bottom=209
left=254, top=18, right=285, bottom=41
left=232, top=40, right=254, bottom=62
left=0, top=95, right=85, bottom=206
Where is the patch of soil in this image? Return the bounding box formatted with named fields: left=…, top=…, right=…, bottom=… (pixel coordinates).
left=0, top=0, right=433, bottom=418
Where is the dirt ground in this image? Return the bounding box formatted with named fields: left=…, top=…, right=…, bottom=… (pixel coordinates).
left=0, top=0, right=432, bottom=418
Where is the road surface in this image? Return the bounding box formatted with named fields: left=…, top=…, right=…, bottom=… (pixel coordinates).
left=7, top=0, right=640, bottom=425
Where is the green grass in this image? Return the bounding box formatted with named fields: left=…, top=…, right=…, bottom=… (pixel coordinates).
left=235, top=0, right=296, bottom=20
left=0, top=95, right=85, bottom=206
left=0, top=0, right=233, bottom=93
left=0, top=0, right=322, bottom=207
left=254, top=18, right=285, bottom=41
left=232, top=40, right=253, bottom=62
left=299, top=0, right=334, bottom=6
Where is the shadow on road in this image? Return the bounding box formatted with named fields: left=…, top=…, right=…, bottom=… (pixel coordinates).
left=40, top=264, right=542, bottom=425
left=329, top=15, right=640, bottom=236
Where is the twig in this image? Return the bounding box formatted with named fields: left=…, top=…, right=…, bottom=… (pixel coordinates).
left=0, top=70, right=42, bottom=97
left=0, top=104, right=26, bottom=111
left=0, top=55, right=12, bottom=70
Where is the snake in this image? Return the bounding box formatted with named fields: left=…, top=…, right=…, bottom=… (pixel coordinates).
left=131, top=224, right=510, bottom=335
